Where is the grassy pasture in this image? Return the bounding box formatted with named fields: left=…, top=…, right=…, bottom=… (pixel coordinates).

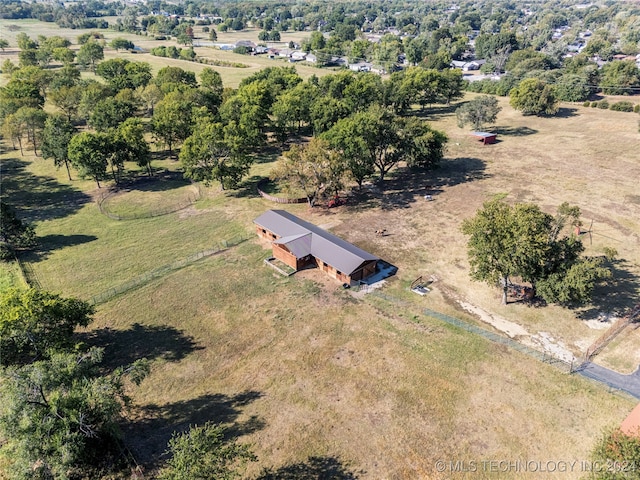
left=1, top=18, right=640, bottom=474
left=1, top=90, right=639, bottom=477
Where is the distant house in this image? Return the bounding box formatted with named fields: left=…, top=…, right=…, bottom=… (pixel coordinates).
left=290, top=51, right=307, bottom=62
left=278, top=48, right=294, bottom=58
left=254, top=210, right=379, bottom=284
left=349, top=62, right=372, bottom=72
left=451, top=59, right=486, bottom=71
left=235, top=40, right=256, bottom=52
left=305, top=53, right=317, bottom=63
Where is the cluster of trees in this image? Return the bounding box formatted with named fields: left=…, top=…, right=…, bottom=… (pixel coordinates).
left=150, top=44, right=197, bottom=61
left=466, top=49, right=640, bottom=109
left=462, top=198, right=612, bottom=306
left=2, top=32, right=456, bottom=192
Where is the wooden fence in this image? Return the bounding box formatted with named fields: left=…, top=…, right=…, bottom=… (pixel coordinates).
left=257, top=179, right=307, bottom=204
left=96, top=183, right=202, bottom=220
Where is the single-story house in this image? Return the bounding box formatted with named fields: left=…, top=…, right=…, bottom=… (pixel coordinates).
left=235, top=40, right=256, bottom=52
left=349, top=62, right=372, bottom=72
left=278, top=48, right=294, bottom=58
left=305, top=53, right=317, bottom=63
left=290, top=51, right=307, bottom=62
left=471, top=131, right=497, bottom=144
left=451, top=59, right=487, bottom=71
left=254, top=210, right=379, bottom=284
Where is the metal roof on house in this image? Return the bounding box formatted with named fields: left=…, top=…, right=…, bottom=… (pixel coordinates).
left=254, top=210, right=379, bottom=275
left=273, top=232, right=312, bottom=258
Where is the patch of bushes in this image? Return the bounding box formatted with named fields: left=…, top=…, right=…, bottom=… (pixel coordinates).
left=610, top=101, right=634, bottom=112
left=151, top=45, right=196, bottom=61
left=201, top=58, right=249, bottom=68
left=597, top=100, right=609, bottom=109
left=583, top=101, right=591, bottom=107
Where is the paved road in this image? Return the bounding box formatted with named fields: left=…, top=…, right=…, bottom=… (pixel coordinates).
left=576, top=362, right=640, bottom=399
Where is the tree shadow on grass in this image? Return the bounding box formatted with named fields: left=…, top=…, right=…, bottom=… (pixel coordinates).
left=256, top=456, right=363, bottom=479
left=556, top=107, right=579, bottom=118
left=493, top=126, right=538, bottom=136
left=20, top=233, right=98, bottom=263
left=76, top=323, right=204, bottom=371
left=229, top=174, right=265, bottom=199
left=345, top=157, right=488, bottom=212
left=115, top=170, right=192, bottom=193
left=577, top=259, right=640, bottom=320
left=413, top=103, right=460, bottom=121
left=125, top=391, right=265, bottom=468
left=0, top=158, right=91, bottom=223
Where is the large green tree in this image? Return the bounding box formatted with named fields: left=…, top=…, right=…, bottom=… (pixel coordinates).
left=67, top=131, right=110, bottom=187
left=270, top=137, right=344, bottom=207
left=600, top=60, right=640, bottom=96
left=115, top=117, right=152, bottom=176
left=0, top=288, right=93, bottom=365
left=96, top=58, right=152, bottom=91
left=462, top=199, right=609, bottom=305
left=509, top=78, right=559, bottom=116
left=14, top=106, right=47, bottom=155
left=151, top=90, right=195, bottom=156
left=41, top=113, right=76, bottom=180
left=158, top=422, right=256, bottom=480
left=49, top=85, right=83, bottom=122
left=180, top=116, right=253, bottom=189
left=0, top=203, right=36, bottom=261
left=89, top=97, right=136, bottom=132
left=76, top=40, right=104, bottom=72
left=0, top=348, right=148, bottom=479
left=456, top=95, right=502, bottom=130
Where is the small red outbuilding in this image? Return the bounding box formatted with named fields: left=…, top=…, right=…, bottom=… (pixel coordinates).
left=471, top=131, right=497, bottom=144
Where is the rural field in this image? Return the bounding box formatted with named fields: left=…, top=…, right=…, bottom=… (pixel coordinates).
left=0, top=19, right=332, bottom=87
left=1, top=18, right=640, bottom=479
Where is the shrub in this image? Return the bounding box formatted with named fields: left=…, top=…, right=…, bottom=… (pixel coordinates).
left=591, top=102, right=598, bottom=108
left=597, top=100, right=609, bottom=109
left=583, top=101, right=591, bottom=107
left=634, top=104, right=640, bottom=113
left=610, top=101, right=634, bottom=112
